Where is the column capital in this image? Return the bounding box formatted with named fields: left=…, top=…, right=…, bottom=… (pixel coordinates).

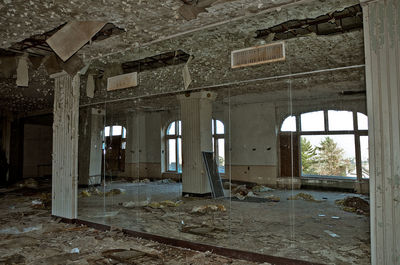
left=177, top=91, right=217, bottom=101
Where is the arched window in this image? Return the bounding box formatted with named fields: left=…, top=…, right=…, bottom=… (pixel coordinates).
left=166, top=120, right=182, bottom=173
left=212, top=119, right=225, bottom=173
left=280, top=110, right=369, bottom=179
left=102, top=125, right=127, bottom=172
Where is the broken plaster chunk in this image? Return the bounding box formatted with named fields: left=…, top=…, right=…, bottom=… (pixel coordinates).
left=182, top=64, right=191, bottom=90
left=191, top=204, right=226, bottom=213
left=324, top=230, right=340, bottom=238
left=16, top=55, right=29, bottom=87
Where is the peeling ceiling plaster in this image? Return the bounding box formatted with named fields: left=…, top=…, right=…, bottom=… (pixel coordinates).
left=0, top=0, right=362, bottom=114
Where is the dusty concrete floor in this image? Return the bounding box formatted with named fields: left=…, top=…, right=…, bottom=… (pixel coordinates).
left=0, top=186, right=265, bottom=265
left=78, top=181, right=371, bottom=265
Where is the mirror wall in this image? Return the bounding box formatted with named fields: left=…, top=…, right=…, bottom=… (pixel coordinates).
left=77, top=1, right=370, bottom=264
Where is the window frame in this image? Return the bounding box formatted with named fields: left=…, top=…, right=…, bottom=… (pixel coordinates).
left=165, top=120, right=182, bottom=173
left=212, top=119, right=225, bottom=174
left=280, top=110, right=368, bottom=181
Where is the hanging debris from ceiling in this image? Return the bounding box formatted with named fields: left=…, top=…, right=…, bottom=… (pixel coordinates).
left=46, top=21, right=107, bottom=62
left=16, top=55, right=29, bottom=87
left=182, top=55, right=193, bottom=90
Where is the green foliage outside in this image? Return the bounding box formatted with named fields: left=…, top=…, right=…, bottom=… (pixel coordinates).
left=301, top=137, right=317, bottom=175
left=301, top=136, right=354, bottom=176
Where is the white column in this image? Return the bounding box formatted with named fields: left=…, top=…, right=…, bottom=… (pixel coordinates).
left=178, top=91, right=216, bottom=194
left=362, top=0, right=400, bottom=264
left=51, top=72, right=79, bottom=219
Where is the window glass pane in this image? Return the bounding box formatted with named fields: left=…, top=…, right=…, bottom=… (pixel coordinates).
left=328, top=110, right=353, bottom=131
left=281, top=116, right=296, bottom=132
left=112, top=125, right=122, bottom=136
left=178, top=120, right=182, bottom=135
left=168, top=139, right=176, bottom=171
left=301, top=111, right=324, bottom=131
left=360, top=136, right=369, bottom=179
left=301, top=135, right=356, bottom=178
left=121, top=141, right=126, bottom=150
left=122, top=127, right=126, bottom=138
left=177, top=138, right=182, bottom=173
left=216, top=120, right=224, bottom=134
left=167, top=121, right=175, bottom=135
left=358, top=112, right=368, bottom=130
left=212, top=119, right=215, bottom=135
left=217, top=138, right=225, bottom=173
left=104, top=126, right=110, bottom=137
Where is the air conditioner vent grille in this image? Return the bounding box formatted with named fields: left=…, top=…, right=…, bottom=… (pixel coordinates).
left=231, top=42, right=285, bottom=68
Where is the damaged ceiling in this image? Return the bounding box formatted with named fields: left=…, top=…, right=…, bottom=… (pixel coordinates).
left=0, top=0, right=364, bottom=114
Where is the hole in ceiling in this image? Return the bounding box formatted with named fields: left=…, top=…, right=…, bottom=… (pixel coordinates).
left=255, top=4, right=362, bottom=41
left=7, top=23, right=125, bottom=57
left=122, top=50, right=192, bottom=73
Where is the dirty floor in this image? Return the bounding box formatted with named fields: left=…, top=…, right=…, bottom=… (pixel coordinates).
left=0, top=188, right=267, bottom=265
left=78, top=181, right=371, bottom=265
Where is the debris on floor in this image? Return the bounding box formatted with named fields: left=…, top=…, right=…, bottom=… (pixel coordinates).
left=31, top=193, right=51, bottom=209
left=80, top=190, right=91, bottom=197
left=129, top=178, right=151, bottom=183
left=157, top=179, right=176, bottom=184
left=324, top=230, right=340, bottom=238
left=122, top=199, right=150, bottom=208
left=287, top=192, right=323, bottom=202
left=148, top=200, right=182, bottom=209
left=191, top=204, right=226, bottom=214
left=80, top=188, right=126, bottom=198
left=70, top=248, right=80, bottom=254
left=234, top=193, right=246, bottom=200
left=15, top=178, right=39, bottom=189
left=105, top=188, right=125, bottom=196
left=252, top=185, right=274, bottom=192
left=335, top=196, right=370, bottom=215
left=264, top=195, right=281, bottom=202
left=180, top=224, right=226, bottom=238
left=232, top=185, right=250, bottom=196
left=101, top=248, right=162, bottom=264
left=0, top=224, right=42, bottom=235
left=0, top=254, right=26, bottom=264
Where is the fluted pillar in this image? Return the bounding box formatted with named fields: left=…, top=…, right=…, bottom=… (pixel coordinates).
left=51, top=72, right=79, bottom=219
left=178, top=91, right=216, bottom=194
left=362, top=0, right=400, bottom=264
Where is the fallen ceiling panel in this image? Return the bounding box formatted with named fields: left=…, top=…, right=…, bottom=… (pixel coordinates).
left=46, top=21, right=106, bottom=61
